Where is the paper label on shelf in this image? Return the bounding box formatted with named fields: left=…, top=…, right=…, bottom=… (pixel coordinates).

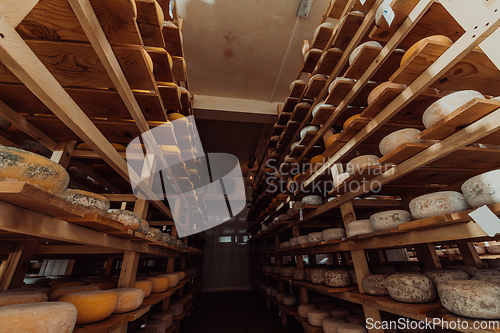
left=375, top=0, right=395, bottom=27
left=289, top=201, right=294, bottom=209
left=300, top=208, right=303, bottom=220
left=469, top=205, right=500, bottom=237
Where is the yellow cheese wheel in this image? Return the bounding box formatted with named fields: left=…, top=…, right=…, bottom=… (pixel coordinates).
left=0, top=302, right=77, bottom=332
left=87, top=281, right=118, bottom=290
left=146, top=277, right=170, bottom=293
left=343, top=114, right=361, bottom=130
left=310, top=155, right=326, bottom=167
left=168, top=113, right=186, bottom=121
left=134, top=280, right=153, bottom=298
left=49, top=285, right=100, bottom=301
left=77, top=142, right=127, bottom=152
left=109, top=288, right=144, bottom=314
left=158, top=274, right=178, bottom=288
left=106, top=209, right=141, bottom=231
left=401, top=35, right=453, bottom=66
left=154, top=0, right=164, bottom=26
left=63, top=189, right=110, bottom=215
left=142, top=47, right=154, bottom=73
left=50, top=280, right=88, bottom=291
left=59, top=290, right=118, bottom=325
left=325, top=134, right=340, bottom=148
left=174, top=272, right=186, bottom=281
left=367, top=82, right=407, bottom=105
left=277, top=193, right=288, bottom=200
left=0, top=146, right=69, bottom=196
left=0, top=291, right=48, bottom=306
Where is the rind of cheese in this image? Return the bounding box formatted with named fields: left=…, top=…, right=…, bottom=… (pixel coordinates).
left=401, top=35, right=453, bottom=66
left=386, top=273, right=436, bottom=303
left=379, top=128, right=424, bottom=156
left=0, top=302, right=77, bottom=333
left=63, top=189, right=110, bottom=215
left=134, top=280, right=153, bottom=298
left=308, top=309, right=331, bottom=327
left=346, top=155, right=379, bottom=175
left=59, top=290, right=118, bottom=325
left=146, top=277, right=169, bottom=294
left=461, top=169, right=500, bottom=208
left=147, top=228, right=163, bottom=240
left=299, top=304, right=317, bottom=318
left=361, top=275, right=388, bottom=296
left=346, top=220, right=374, bottom=237
left=49, top=285, right=100, bottom=301
left=106, top=209, right=141, bottom=231
left=109, top=288, right=144, bottom=314
left=409, top=191, right=469, bottom=219
left=0, top=146, right=70, bottom=196
left=325, top=270, right=351, bottom=287
left=0, top=291, right=48, bottom=306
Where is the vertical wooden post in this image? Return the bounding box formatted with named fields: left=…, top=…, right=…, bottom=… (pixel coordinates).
left=292, top=226, right=308, bottom=304
left=117, top=251, right=140, bottom=288
left=104, top=258, right=115, bottom=277
left=415, top=243, right=442, bottom=269
left=458, top=241, right=485, bottom=268
left=0, top=241, right=37, bottom=290
left=51, top=141, right=77, bottom=168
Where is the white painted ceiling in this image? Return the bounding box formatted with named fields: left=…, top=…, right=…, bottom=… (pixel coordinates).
left=177, top=0, right=331, bottom=102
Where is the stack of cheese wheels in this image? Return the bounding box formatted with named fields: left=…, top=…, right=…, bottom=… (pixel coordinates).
left=438, top=280, right=500, bottom=319
left=106, top=209, right=141, bottom=231
left=299, top=304, right=317, bottom=318
left=361, top=275, right=388, bottom=295
left=0, top=146, right=70, bottom=195
left=134, top=280, right=153, bottom=298
left=308, top=309, right=331, bottom=326
left=109, top=288, right=144, bottom=313
left=401, top=35, right=453, bottom=66
left=63, top=189, right=110, bottom=215
left=146, top=276, right=169, bottom=293
left=0, top=290, right=48, bottom=306
left=323, top=318, right=347, bottom=333
left=369, top=210, right=412, bottom=231
left=49, top=285, right=100, bottom=301
left=325, top=270, right=351, bottom=287
left=322, top=228, right=346, bottom=241
left=0, top=302, right=77, bottom=332
left=346, top=219, right=374, bottom=236
left=422, top=90, right=484, bottom=128
left=379, top=128, right=425, bottom=156
left=462, top=169, right=500, bottom=207
left=346, top=155, right=379, bottom=175
left=409, top=191, right=469, bottom=219
left=170, top=301, right=184, bottom=316
left=300, top=125, right=319, bottom=139
left=424, top=270, right=469, bottom=286
left=349, top=41, right=382, bottom=65
left=386, top=273, right=436, bottom=303
left=59, top=290, right=118, bottom=325
left=149, top=311, right=173, bottom=328
left=367, top=82, right=407, bottom=105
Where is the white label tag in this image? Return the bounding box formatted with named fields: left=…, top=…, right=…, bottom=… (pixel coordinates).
left=359, top=0, right=366, bottom=4
left=300, top=208, right=304, bottom=220
left=289, top=201, right=294, bottom=209
left=469, top=205, right=500, bottom=237
left=375, top=0, right=395, bottom=27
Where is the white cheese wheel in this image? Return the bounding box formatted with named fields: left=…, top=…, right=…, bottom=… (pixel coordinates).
left=346, top=220, right=374, bottom=236
left=424, top=270, right=469, bottom=286
left=289, top=238, right=299, bottom=247
left=462, top=169, right=500, bottom=208
left=276, top=293, right=286, bottom=302
left=346, top=314, right=365, bottom=325
left=310, top=268, right=328, bottom=285
left=149, top=311, right=173, bottom=328
left=329, top=307, right=350, bottom=319
left=314, top=22, right=335, bottom=39
left=334, top=173, right=350, bottom=187
left=308, top=232, right=323, bottom=244
left=312, top=102, right=335, bottom=118
left=438, top=280, right=500, bottom=319
left=299, top=303, right=317, bottom=318
left=134, top=280, right=152, bottom=298
left=349, top=41, right=382, bottom=65
left=323, top=318, right=347, bottom=333
left=294, top=269, right=305, bottom=281
left=59, top=290, right=118, bottom=325
left=475, top=245, right=488, bottom=254
left=0, top=291, right=48, bottom=306
left=472, top=269, right=500, bottom=277
left=308, top=309, right=330, bottom=327
left=281, top=267, right=295, bottom=277
left=361, top=275, right=388, bottom=295
left=302, top=195, right=322, bottom=206
left=328, top=78, right=356, bottom=94
left=379, top=128, right=425, bottom=156
left=298, top=235, right=309, bottom=245
left=325, top=270, right=351, bottom=287
left=409, top=191, right=469, bottom=219
left=49, top=285, right=100, bottom=301
left=346, top=155, right=379, bottom=175
left=322, top=228, right=346, bottom=241
left=146, top=277, right=169, bottom=293
left=369, top=210, right=412, bottom=230
left=282, top=295, right=297, bottom=306
left=170, top=301, right=184, bottom=316
left=289, top=79, right=306, bottom=92
left=367, top=82, right=407, bottom=105
left=0, top=302, right=77, bottom=332
left=109, top=288, right=144, bottom=314
left=300, top=126, right=319, bottom=139
left=0, top=146, right=70, bottom=195
left=106, top=209, right=141, bottom=231
left=338, top=323, right=367, bottom=333
left=423, top=90, right=484, bottom=128
left=386, top=273, right=436, bottom=303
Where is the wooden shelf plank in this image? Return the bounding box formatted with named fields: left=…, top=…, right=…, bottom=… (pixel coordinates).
left=290, top=103, right=311, bottom=122
left=345, top=47, right=404, bottom=82
left=368, top=0, right=420, bottom=42
left=304, top=75, right=329, bottom=99
left=314, top=47, right=343, bottom=76
left=349, top=293, right=443, bottom=316
left=329, top=165, right=392, bottom=196
left=333, top=11, right=366, bottom=50
left=136, top=0, right=165, bottom=48
left=311, top=25, right=335, bottom=51
left=283, top=97, right=300, bottom=113
left=301, top=49, right=323, bottom=74
left=311, top=105, right=336, bottom=126
left=63, top=214, right=125, bottom=232
left=289, top=81, right=307, bottom=98
left=162, top=22, right=183, bottom=57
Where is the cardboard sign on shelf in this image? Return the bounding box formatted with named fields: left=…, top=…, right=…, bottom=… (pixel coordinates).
left=469, top=205, right=500, bottom=237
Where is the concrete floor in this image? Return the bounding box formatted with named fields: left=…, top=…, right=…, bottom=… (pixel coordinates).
left=180, top=291, right=304, bottom=333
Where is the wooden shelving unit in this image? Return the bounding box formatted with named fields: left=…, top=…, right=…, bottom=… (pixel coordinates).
left=248, top=0, right=500, bottom=332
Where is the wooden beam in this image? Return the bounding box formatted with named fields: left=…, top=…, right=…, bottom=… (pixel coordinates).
left=457, top=241, right=485, bottom=268
left=0, top=134, right=18, bottom=147
left=35, top=245, right=123, bottom=255
left=0, top=0, right=39, bottom=27
left=69, top=159, right=123, bottom=194
left=118, top=250, right=140, bottom=288
left=51, top=141, right=77, bottom=168
left=149, top=221, right=175, bottom=226
left=415, top=243, right=441, bottom=269
left=0, top=241, right=37, bottom=290
left=99, top=194, right=136, bottom=202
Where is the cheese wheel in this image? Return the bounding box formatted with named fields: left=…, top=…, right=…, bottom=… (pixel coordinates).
left=289, top=237, right=299, bottom=247
left=338, top=323, right=367, bottom=333
left=59, top=290, right=118, bottom=325
left=423, top=90, right=484, bottom=128
left=300, top=126, right=319, bottom=139
left=343, top=114, right=361, bottom=130
left=161, top=233, right=170, bottom=243
left=329, top=307, right=350, bottom=319
left=49, top=285, right=100, bottom=301
left=0, top=302, right=77, bottom=332
left=106, top=209, right=141, bottom=231
left=134, top=280, right=152, bottom=298
left=147, top=228, right=163, bottom=240
left=445, top=265, right=478, bottom=277
left=137, top=219, right=150, bottom=234
left=325, top=134, right=340, bottom=148
left=346, top=314, right=365, bottom=325
left=168, top=113, right=186, bottom=121
left=328, top=77, right=356, bottom=94
left=299, top=304, right=317, bottom=318
left=325, top=270, right=350, bottom=287
left=109, top=288, right=144, bottom=314
left=488, top=245, right=500, bottom=254
left=379, top=128, right=424, bottom=156
left=462, top=170, right=500, bottom=208
left=367, top=82, right=407, bottom=105
left=0, top=291, right=48, bottom=306
left=401, top=35, right=453, bottom=66
left=346, top=155, right=379, bottom=175
left=369, top=210, right=412, bottom=230
left=314, top=22, right=335, bottom=39
left=323, top=318, right=347, bottom=333
left=361, top=275, right=388, bottom=295
left=438, top=280, right=500, bottom=319
left=308, top=309, right=330, bottom=327
left=146, top=277, right=169, bottom=293
left=63, top=189, right=110, bottom=215
left=298, top=235, right=309, bottom=245
left=143, top=320, right=167, bottom=332
left=282, top=241, right=290, bottom=249
left=0, top=146, right=69, bottom=195
left=409, top=191, right=469, bottom=219
left=149, top=311, right=173, bottom=328
left=349, top=41, right=382, bottom=65
left=290, top=141, right=301, bottom=150
left=473, top=269, right=500, bottom=277
left=289, top=79, right=306, bottom=92
left=322, top=228, right=346, bottom=241
left=312, top=102, right=334, bottom=118
left=386, top=273, right=436, bottom=303
left=174, top=272, right=186, bottom=281
left=170, top=301, right=184, bottom=316
left=294, top=269, right=305, bottom=281
left=281, top=267, right=295, bottom=277
left=308, top=232, right=323, bottom=244
left=334, top=173, right=350, bottom=187
left=424, top=270, right=469, bottom=286
left=282, top=295, right=297, bottom=306
left=159, top=274, right=179, bottom=287
left=346, top=219, right=374, bottom=236
left=302, top=195, right=322, bottom=206
left=310, top=155, right=326, bottom=169
left=475, top=245, right=488, bottom=254
left=311, top=268, right=328, bottom=285
left=349, top=269, right=357, bottom=285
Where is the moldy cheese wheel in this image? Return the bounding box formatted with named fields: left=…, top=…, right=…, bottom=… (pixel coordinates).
left=134, top=280, right=153, bottom=298
left=0, top=302, right=77, bottom=333
left=109, top=288, right=144, bottom=314
left=386, top=273, right=436, bottom=303
left=63, top=189, right=110, bottom=215
left=59, top=290, right=118, bottom=325
left=0, top=291, right=48, bottom=306
left=146, top=277, right=169, bottom=293
left=106, top=209, right=141, bottom=231
left=170, top=301, right=184, bottom=316
left=49, top=285, right=100, bottom=301
left=361, top=275, right=388, bottom=296
left=409, top=191, right=469, bottom=219
left=346, top=219, right=374, bottom=236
